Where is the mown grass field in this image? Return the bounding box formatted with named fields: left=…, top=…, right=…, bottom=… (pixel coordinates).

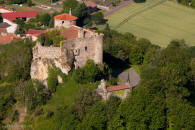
left=107, top=0, right=195, bottom=47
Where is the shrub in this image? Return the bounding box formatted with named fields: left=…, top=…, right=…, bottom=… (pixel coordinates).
left=11, top=110, right=19, bottom=122
left=47, top=68, right=58, bottom=93
left=73, top=60, right=102, bottom=83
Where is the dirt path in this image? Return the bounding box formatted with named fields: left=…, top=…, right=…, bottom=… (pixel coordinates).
left=18, top=107, right=26, bottom=123
left=9, top=107, right=27, bottom=130
left=104, top=0, right=134, bottom=17
left=118, top=68, right=140, bottom=87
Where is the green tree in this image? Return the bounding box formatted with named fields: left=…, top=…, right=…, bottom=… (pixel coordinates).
left=38, top=13, right=51, bottom=26
left=63, top=0, right=78, bottom=13
left=27, top=0, right=33, bottom=7
left=73, top=3, right=88, bottom=26
left=129, top=45, right=144, bottom=65
left=92, top=12, right=104, bottom=24
left=73, top=60, right=102, bottom=83
left=74, top=86, right=101, bottom=120
left=80, top=102, right=107, bottom=129
left=47, top=68, right=58, bottom=93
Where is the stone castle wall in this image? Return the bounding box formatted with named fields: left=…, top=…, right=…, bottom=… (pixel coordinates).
left=33, top=43, right=60, bottom=59
left=31, top=29, right=103, bottom=81
left=55, top=19, right=76, bottom=28
left=62, top=34, right=103, bottom=68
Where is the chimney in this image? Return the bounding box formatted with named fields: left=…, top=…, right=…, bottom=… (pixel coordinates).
left=69, top=8, right=72, bottom=15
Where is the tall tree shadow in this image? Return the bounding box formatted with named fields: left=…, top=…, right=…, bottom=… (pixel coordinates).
left=103, top=52, right=130, bottom=77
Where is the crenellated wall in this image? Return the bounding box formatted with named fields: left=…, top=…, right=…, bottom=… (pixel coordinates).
left=33, top=43, right=60, bottom=59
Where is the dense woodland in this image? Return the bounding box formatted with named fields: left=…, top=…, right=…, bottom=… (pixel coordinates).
left=0, top=25, right=194, bottom=129
left=0, top=0, right=195, bottom=129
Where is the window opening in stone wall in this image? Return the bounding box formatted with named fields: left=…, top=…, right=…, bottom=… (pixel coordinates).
left=62, top=21, right=64, bottom=24
left=85, top=46, right=87, bottom=51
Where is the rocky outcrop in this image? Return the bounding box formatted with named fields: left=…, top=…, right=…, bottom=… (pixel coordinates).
left=30, top=43, right=71, bottom=81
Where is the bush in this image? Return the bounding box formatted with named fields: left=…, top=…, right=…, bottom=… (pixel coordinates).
left=27, top=0, right=33, bottom=7
left=24, top=80, right=47, bottom=111
left=38, top=30, right=66, bottom=47
left=73, top=60, right=102, bottom=83
left=45, top=110, right=54, bottom=119
left=47, top=68, right=58, bottom=93
left=11, top=110, right=19, bottom=122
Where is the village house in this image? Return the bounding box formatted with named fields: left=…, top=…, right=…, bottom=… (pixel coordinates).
left=96, top=80, right=132, bottom=100
left=84, top=1, right=98, bottom=13
left=26, top=29, right=44, bottom=41
left=0, top=6, right=13, bottom=13
left=54, top=11, right=78, bottom=28
left=1, top=11, right=38, bottom=34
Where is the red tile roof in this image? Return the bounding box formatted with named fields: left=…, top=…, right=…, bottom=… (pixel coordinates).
left=0, top=35, right=20, bottom=44
left=54, top=13, right=77, bottom=21
left=2, top=11, right=38, bottom=22
left=84, top=1, right=97, bottom=8
left=27, top=29, right=44, bottom=37
left=61, top=26, right=79, bottom=40
left=107, top=84, right=130, bottom=92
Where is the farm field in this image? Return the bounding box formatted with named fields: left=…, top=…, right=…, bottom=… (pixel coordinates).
left=107, top=0, right=195, bottom=47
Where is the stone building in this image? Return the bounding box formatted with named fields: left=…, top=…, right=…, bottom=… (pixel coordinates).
left=61, top=25, right=103, bottom=68
left=26, top=29, right=44, bottom=41
left=96, top=80, right=131, bottom=100
left=54, top=11, right=77, bottom=28
left=31, top=25, right=103, bottom=81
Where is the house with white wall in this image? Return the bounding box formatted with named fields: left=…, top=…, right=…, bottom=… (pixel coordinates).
left=1, top=11, right=38, bottom=34
left=54, top=11, right=77, bottom=28
left=0, top=6, right=13, bottom=13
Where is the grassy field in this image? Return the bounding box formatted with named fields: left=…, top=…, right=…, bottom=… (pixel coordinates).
left=107, top=0, right=195, bottom=47
left=5, top=4, right=51, bottom=14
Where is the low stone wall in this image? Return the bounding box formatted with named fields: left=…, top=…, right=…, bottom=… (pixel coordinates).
left=33, top=43, right=60, bottom=60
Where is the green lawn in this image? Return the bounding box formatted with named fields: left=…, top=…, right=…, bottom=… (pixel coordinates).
left=107, top=0, right=195, bottom=47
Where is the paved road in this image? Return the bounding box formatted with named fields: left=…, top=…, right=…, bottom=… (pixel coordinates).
left=118, top=68, right=140, bottom=87
left=104, top=0, right=134, bottom=17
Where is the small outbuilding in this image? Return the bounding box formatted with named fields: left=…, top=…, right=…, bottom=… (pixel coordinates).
left=84, top=1, right=98, bottom=13
left=54, top=12, right=78, bottom=28
left=97, top=80, right=131, bottom=100
left=26, top=29, right=44, bottom=41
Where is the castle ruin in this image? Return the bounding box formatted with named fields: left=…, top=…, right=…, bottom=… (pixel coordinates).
left=30, top=25, right=104, bottom=81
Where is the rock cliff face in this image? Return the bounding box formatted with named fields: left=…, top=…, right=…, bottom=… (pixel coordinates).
left=30, top=43, right=71, bottom=81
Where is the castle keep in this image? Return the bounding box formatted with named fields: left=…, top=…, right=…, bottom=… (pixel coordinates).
left=31, top=17, right=104, bottom=81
